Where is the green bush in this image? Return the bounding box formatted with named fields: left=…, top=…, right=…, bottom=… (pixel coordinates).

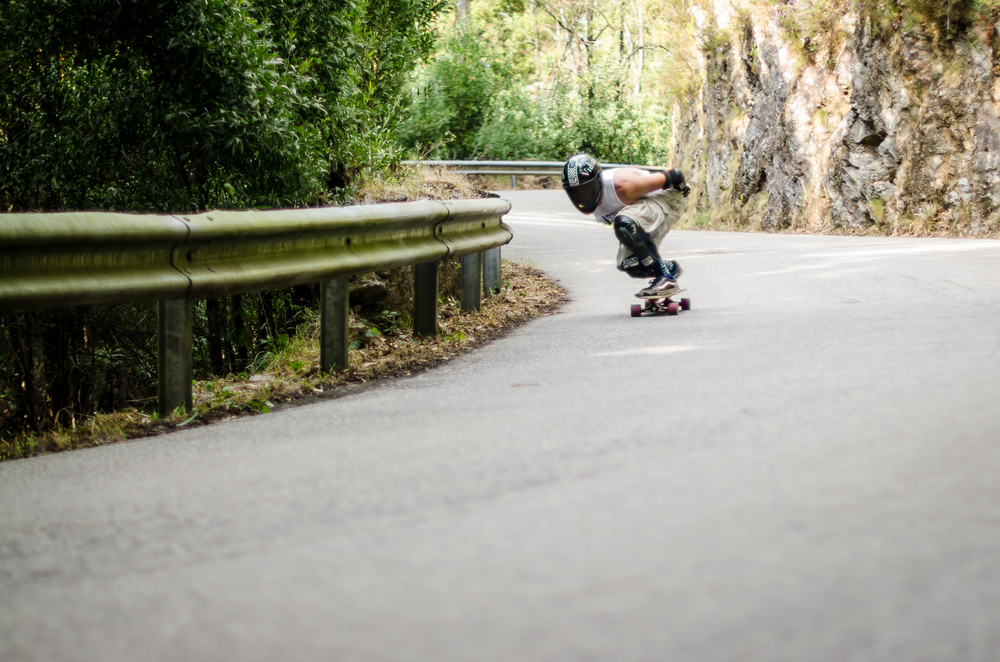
left=398, top=3, right=671, bottom=165
left=257, top=0, right=442, bottom=187
left=472, top=84, right=578, bottom=160
left=3, top=0, right=313, bottom=212
left=0, top=0, right=443, bottom=444
left=566, top=62, right=672, bottom=165
left=0, top=0, right=442, bottom=213
left=473, top=80, right=670, bottom=164
left=398, top=28, right=515, bottom=158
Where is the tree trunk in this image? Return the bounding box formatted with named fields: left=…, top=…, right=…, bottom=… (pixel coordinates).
left=42, top=310, right=72, bottom=428
left=118, top=359, right=129, bottom=409
left=206, top=299, right=225, bottom=375
left=632, top=0, right=644, bottom=98
left=233, top=295, right=249, bottom=374
left=6, top=313, right=41, bottom=433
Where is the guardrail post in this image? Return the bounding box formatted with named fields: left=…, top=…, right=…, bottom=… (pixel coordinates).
left=460, top=252, right=482, bottom=311
left=510, top=175, right=517, bottom=189
left=320, top=277, right=350, bottom=372
left=414, top=261, right=439, bottom=335
left=483, top=247, right=501, bottom=297
left=157, top=299, right=192, bottom=417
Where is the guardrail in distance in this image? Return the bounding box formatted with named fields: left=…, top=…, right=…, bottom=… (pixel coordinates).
left=404, top=160, right=668, bottom=188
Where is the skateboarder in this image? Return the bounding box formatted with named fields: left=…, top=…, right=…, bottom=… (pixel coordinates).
left=561, top=153, right=690, bottom=297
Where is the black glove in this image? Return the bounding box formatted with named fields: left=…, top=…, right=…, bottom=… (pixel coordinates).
left=664, top=169, right=690, bottom=197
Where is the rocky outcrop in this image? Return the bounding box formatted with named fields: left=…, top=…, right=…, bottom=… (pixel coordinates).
left=671, top=4, right=1000, bottom=235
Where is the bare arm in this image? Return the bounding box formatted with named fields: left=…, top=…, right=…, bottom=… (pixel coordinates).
left=612, top=168, right=688, bottom=204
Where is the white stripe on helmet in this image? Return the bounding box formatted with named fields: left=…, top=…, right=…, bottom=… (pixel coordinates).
left=567, top=164, right=579, bottom=186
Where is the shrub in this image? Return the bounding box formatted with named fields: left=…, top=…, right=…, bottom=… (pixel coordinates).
left=398, top=27, right=515, bottom=158
left=0, top=0, right=444, bottom=443
left=0, top=0, right=443, bottom=212
left=399, top=2, right=671, bottom=165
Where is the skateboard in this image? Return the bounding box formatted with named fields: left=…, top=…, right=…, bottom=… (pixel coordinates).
left=630, top=289, right=690, bottom=317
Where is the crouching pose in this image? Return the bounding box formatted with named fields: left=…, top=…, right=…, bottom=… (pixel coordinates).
left=561, top=153, right=690, bottom=297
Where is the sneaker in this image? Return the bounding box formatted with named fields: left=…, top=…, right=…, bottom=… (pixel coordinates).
left=639, top=274, right=680, bottom=297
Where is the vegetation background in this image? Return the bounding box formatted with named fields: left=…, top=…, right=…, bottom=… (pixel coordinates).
left=1, top=0, right=445, bottom=447
left=398, top=0, right=676, bottom=164
left=5, top=0, right=1000, bottom=450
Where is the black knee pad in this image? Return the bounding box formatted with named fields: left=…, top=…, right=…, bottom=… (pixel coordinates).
left=612, top=216, right=647, bottom=249
left=613, top=216, right=661, bottom=268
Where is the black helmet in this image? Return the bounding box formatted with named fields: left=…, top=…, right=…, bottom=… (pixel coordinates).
left=562, top=154, right=603, bottom=213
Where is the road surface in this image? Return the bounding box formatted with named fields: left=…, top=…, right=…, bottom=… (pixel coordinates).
left=3, top=190, right=1000, bottom=661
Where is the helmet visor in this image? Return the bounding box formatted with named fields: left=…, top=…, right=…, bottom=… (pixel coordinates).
left=564, top=178, right=603, bottom=213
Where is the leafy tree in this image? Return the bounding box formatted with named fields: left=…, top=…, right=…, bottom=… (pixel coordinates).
left=1, top=0, right=443, bottom=213
left=398, top=27, right=515, bottom=158
left=3, top=0, right=316, bottom=211
left=0, top=0, right=444, bottom=444
left=255, top=0, right=442, bottom=188
left=398, top=0, right=671, bottom=163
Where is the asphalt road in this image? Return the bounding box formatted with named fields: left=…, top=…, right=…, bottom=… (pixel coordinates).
left=3, top=190, right=1000, bottom=662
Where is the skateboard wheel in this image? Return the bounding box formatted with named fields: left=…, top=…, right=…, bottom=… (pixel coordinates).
left=666, top=302, right=680, bottom=316
left=630, top=304, right=642, bottom=318
left=680, top=297, right=691, bottom=311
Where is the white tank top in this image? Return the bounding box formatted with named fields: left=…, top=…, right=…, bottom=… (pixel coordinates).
left=591, top=170, right=623, bottom=225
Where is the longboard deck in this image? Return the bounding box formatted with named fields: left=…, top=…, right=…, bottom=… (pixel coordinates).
left=635, top=287, right=686, bottom=300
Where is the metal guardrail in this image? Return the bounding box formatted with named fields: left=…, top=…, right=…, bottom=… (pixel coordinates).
left=405, top=160, right=668, bottom=187
left=1, top=197, right=513, bottom=414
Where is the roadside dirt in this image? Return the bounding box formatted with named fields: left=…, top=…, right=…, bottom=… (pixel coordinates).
left=1, top=261, right=566, bottom=460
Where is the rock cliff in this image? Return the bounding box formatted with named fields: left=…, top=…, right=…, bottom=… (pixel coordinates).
left=670, top=1, right=1000, bottom=236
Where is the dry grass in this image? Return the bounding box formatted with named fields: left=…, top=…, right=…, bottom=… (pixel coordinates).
left=464, top=174, right=563, bottom=192
left=355, top=167, right=562, bottom=197
left=1, top=261, right=566, bottom=461
left=354, top=165, right=487, bottom=203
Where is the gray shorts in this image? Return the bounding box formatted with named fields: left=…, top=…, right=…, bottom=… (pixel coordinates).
left=614, top=189, right=687, bottom=266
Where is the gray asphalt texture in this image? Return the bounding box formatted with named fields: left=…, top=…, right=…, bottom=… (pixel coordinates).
left=3, top=190, right=1000, bottom=662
